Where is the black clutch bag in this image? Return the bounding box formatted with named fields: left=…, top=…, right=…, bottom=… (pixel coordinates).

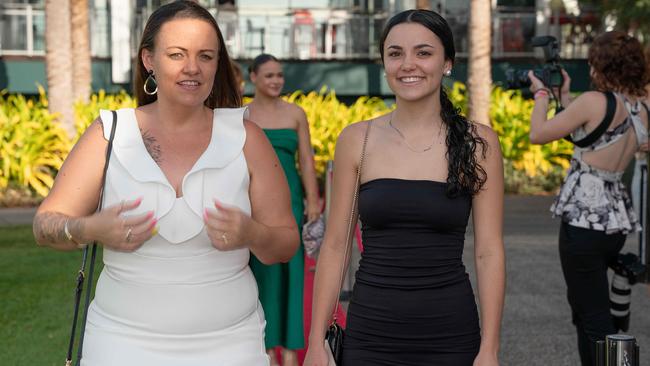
left=325, top=321, right=345, bottom=364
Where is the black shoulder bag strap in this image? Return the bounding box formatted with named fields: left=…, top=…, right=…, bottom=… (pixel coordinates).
left=65, top=110, right=117, bottom=366
left=565, top=91, right=616, bottom=148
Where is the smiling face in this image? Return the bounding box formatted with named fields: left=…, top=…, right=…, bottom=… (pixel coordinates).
left=383, top=22, right=451, bottom=102
left=250, top=60, right=284, bottom=98
left=142, top=17, right=218, bottom=108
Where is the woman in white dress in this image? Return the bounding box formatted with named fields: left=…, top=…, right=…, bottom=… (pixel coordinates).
left=32, top=1, right=299, bottom=365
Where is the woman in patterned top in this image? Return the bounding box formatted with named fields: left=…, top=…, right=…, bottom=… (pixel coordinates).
left=528, top=31, right=649, bottom=366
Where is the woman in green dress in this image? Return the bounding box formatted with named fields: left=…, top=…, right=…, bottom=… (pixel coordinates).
left=247, top=54, right=321, bottom=366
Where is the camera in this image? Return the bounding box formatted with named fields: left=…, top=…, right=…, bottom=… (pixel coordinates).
left=505, top=35, right=564, bottom=90
left=609, top=252, right=646, bottom=332
left=610, top=252, right=646, bottom=285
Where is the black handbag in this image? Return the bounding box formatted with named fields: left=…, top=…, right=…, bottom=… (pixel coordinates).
left=65, top=110, right=117, bottom=366
left=324, top=120, right=372, bottom=365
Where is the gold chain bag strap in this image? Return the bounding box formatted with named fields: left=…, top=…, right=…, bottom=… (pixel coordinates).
left=324, top=120, right=372, bottom=365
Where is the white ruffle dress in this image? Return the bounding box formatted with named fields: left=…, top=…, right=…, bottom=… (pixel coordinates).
left=80, top=108, right=269, bottom=366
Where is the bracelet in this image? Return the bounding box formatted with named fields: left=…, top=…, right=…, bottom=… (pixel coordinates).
left=64, top=219, right=87, bottom=249
left=534, top=89, right=550, bottom=99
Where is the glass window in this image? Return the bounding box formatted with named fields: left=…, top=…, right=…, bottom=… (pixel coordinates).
left=497, top=15, right=536, bottom=53
left=33, top=11, right=44, bottom=51
left=90, top=5, right=110, bottom=57
left=1, top=13, right=28, bottom=51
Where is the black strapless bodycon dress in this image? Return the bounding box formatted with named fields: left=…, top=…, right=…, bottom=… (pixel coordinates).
left=341, top=178, right=481, bottom=365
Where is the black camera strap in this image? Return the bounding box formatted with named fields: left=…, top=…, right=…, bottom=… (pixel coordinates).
left=564, top=91, right=616, bottom=148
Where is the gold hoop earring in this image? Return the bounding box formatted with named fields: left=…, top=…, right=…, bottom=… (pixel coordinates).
left=144, top=70, right=158, bottom=95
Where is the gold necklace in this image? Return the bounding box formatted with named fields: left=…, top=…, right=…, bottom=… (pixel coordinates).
left=388, top=112, right=438, bottom=153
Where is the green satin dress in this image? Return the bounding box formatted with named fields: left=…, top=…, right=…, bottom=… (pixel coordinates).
left=250, top=128, right=305, bottom=350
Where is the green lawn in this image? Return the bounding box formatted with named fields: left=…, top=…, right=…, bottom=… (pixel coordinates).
left=0, top=225, right=101, bottom=366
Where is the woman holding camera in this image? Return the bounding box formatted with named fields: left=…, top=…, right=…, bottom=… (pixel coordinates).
left=528, top=31, right=649, bottom=366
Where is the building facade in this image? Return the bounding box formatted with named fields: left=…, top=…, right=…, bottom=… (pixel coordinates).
left=0, top=0, right=600, bottom=96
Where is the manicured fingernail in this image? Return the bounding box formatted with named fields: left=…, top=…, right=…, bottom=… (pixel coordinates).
left=203, top=209, right=209, bottom=221
left=152, top=226, right=159, bottom=236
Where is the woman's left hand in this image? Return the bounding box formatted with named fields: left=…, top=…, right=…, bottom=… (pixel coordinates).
left=527, top=70, right=546, bottom=94
left=204, top=200, right=254, bottom=251
left=559, top=68, right=571, bottom=96
left=473, top=351, right=499, bottom=366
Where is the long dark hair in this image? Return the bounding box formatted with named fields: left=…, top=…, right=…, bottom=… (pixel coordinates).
left=380, top=9, right=487, bottom=197
left=133, top=0, right=241, bottom=108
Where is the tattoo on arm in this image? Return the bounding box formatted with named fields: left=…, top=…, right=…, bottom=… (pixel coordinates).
left=141, top=129, right=162, bottom=163
left=33, top=212, right=68, bottom=245
left=34, top=212, right=87, bottom=247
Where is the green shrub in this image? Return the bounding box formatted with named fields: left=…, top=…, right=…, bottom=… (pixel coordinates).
left=74, top=90, right=137, bottom=142
left=448, top=83, right=571, bottom=193
left=0, top=88, right=71, bottom=198
left=0, top=85, right=572, bottom=205
left=286, top=88, right=392, bottom=177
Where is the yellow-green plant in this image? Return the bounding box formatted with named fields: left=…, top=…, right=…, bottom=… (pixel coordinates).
left=74, top=90, right=137, bottom=141
left=0, top=87, right=71, bottom=197
left=449, top=83, right=572, bottom=181
left=1, top=84, right=575, bottom=202
left=246, top=88, right=393, bottom=177
left=287, top=88, right=392, bottom=176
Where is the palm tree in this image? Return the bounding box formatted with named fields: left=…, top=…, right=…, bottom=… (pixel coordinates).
left=71, top=0, right=91, bottom=103
left=45, top=0, right=75, bottom=138
left=467, top=0, right=492, bottom=126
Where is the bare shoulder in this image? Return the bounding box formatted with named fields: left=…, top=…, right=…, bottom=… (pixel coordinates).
left=338, top=120, right=371, bottom=145
left=82, top=117, right=108, bottom=143
left=282, top=100, right=305, bottom=115
left=471, top=121, right=499, bottom=145
left=243, top=118, right=267, bottom=144
left=283, top=101, right=307, bottom=125
left=573, top=91, right=608, bottom=110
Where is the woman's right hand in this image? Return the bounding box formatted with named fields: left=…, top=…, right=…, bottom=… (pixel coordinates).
left=303, top=342, right=330, bottom=366
left=86, top=198, right=157, bottom=252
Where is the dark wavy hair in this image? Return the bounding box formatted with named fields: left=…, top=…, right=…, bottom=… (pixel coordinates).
left=133, top=0, right=241, bottom=108
left=379, top=9, right=487, bottom=197
left=588, top=31, right=648, bottom=97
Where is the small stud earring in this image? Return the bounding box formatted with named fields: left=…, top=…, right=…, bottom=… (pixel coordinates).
left=383, top=72, right=386, bottom=78
left=444, top=69, right=452, bottom=76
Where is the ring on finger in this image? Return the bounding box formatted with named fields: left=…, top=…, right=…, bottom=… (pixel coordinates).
left=125, top=227, right=133, bottom=242
left=221, top=232, right=229, bottom=246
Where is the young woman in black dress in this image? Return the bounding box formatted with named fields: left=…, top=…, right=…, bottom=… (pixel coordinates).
left=304, top=9, right=505, bottom=366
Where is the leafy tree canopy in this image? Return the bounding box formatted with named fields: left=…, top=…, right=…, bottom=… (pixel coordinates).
left=581, top=0, right=650, bottom=41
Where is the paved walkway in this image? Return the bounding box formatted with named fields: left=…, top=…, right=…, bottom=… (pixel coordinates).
left=0, top=207, right=35, bottom=226
left=2, top=196, right=649, bottom=365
